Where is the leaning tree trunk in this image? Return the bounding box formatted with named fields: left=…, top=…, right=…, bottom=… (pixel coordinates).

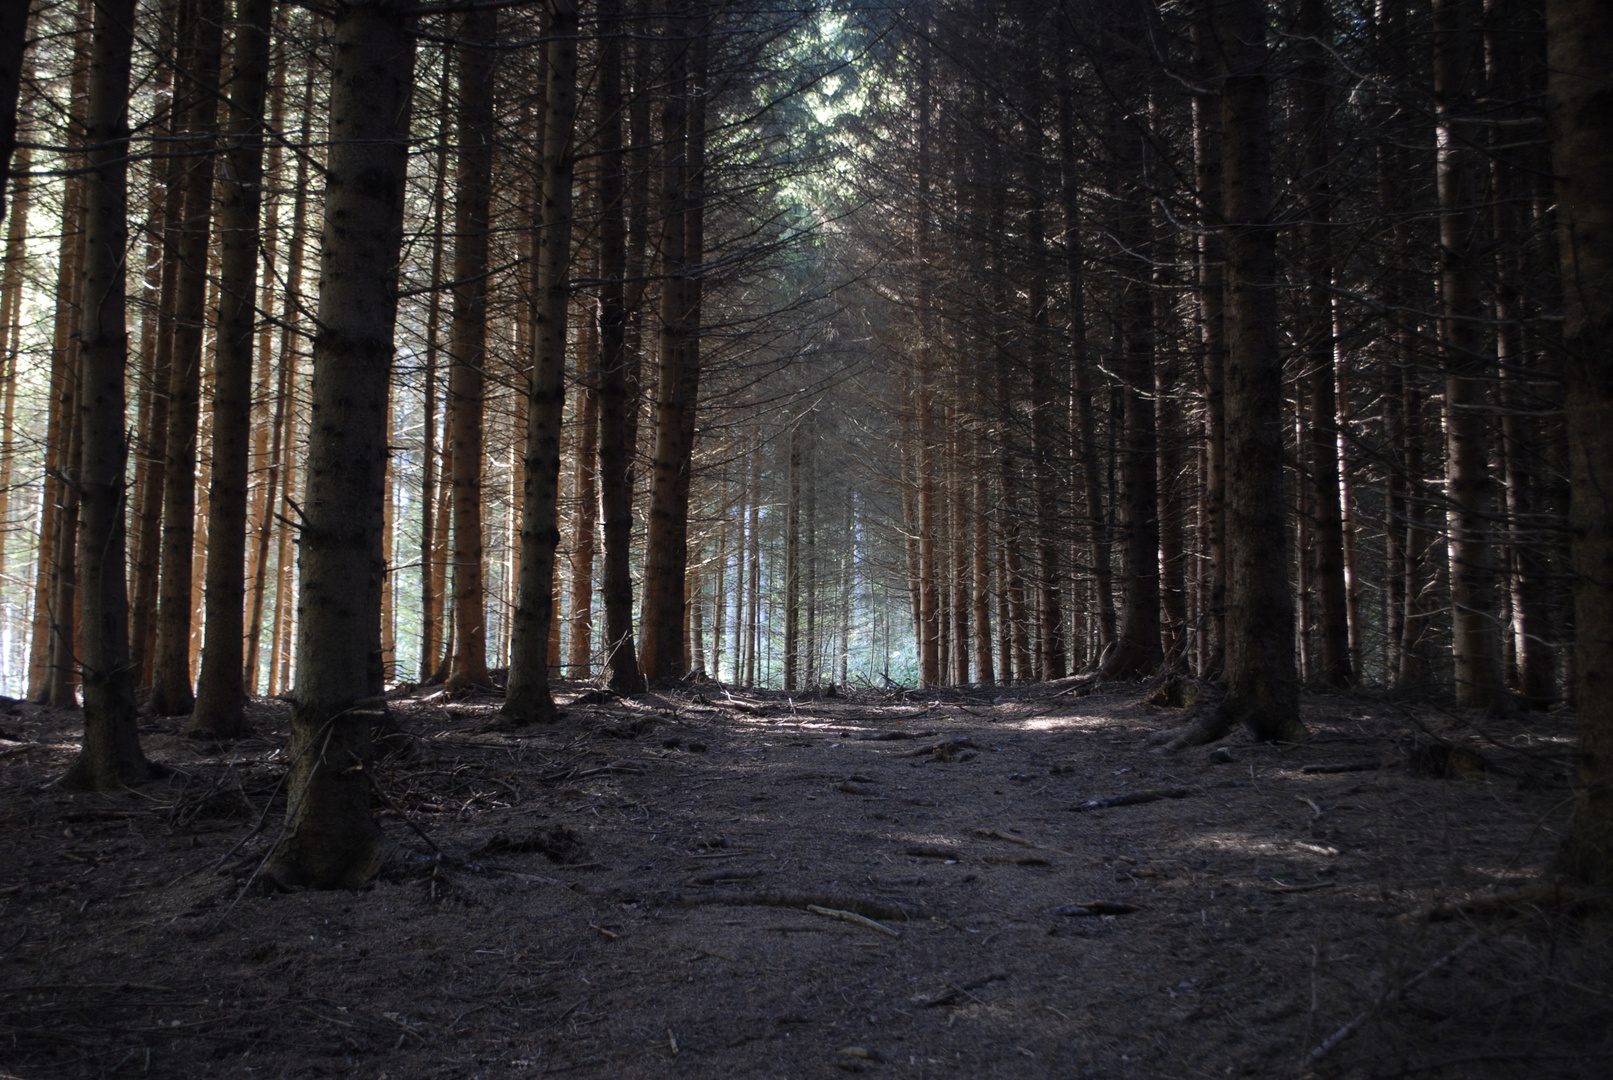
left=264, top=0, right=416, bottom=890
left=1547, top=0, right=1613, bottom=887
left=192, top=0, right=274, bottom=737
left=60, top=0, right=155, bottom=789
left=502, top=0, right=577, bottom=725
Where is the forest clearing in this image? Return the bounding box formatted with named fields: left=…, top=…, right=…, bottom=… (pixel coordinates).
left=2, top=681, right=1609, bottom=1079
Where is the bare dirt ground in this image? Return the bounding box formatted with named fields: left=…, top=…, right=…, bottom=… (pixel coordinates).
left=2, top=681, right=1610, bottom=1080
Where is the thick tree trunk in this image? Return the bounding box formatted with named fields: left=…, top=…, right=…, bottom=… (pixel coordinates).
left=444, top=5, right=497, bottom=692
left=638, top=0, right=703, bottom=682
left=0, top=0, right=28, bottom=227
left=192, top=0, right=273, bottom=736
left=150, top=0, right=222, bottom=716
left=60, top=0, right=154, bottom=789
left=1175, top=0, right=1303, bottom=747
left=1546, top=0, right=1613, bottom=886
left=265, top=0, right=415, bottom=890
left=502, top=0, right=577, bottom=724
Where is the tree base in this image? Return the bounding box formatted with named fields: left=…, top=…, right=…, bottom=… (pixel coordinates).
left=57, top=753, right=164, bottom=792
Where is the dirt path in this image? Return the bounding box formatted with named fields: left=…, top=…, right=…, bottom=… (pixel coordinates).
left=1, top=685, right=1607, bottom=1079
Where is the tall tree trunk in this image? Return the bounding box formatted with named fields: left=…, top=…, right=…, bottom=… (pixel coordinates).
left=265, top=0, right=416, bottom=890
left=30, top=0, right=92, bottom=702
left=568, top=281, right=600, bottom=677
left=1060, top=84, right=1114, bottom=663
left=60, top=0, right=154, bottom=788
left=1298, top=0, right=1351, bottom=687
left=594, top=0, right=640, bottom=691
left=192, top=0, right=273, bottom=736
left=445, top=4, right=498, bottom=692
left=1172, top=0, right=1303, bottom=747
left=246, top=81, right=312, bottom=693
left=1434, top=0, right=1506, bottom=711
left=638, top=0, right=702, bottom=681
left=1101, top=117, right=1163, bottom=681
left=502, top=0, right=576, bottom=724
left=150, top=0, right=222, bottom=716
left=1192, top=4, right=1227, bottom=677
left=782, top=422, right=801, bottom=691
left=1547, top=0, right=1613, bottom=886
left=0, top=0, right=29, bottom=228
left=0, top=145, right=31, bottom=589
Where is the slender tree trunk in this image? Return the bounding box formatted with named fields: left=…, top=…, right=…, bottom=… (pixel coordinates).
left=1192, top=6, right=1228, bottom=677
left=61, top=0, right=154, bottom=788
left=444, top=4, right=498, bottom=691
left=192, top=0, right=273, bottom=736
left=1547, top=0, right=1613, bottom=886
left=1060, top=87, right=1114, bottom=663
left=30, top=2, right=92, bottom=702
left=150, top=0, right=222, bottom=716
left=1297, top=0, right=1351, bottom=687
left=502, top=0, right=576, bottom=724
left=594, top=0, right=640, bottom=691
left=568, top=282, right=600, bottom=676
left=782, top=422, right=801, bottom=691
left=1100, top=108, right=1163, bottom=682
left=266, top=0, right=416, bottom=890
left=0, top=145, right=31, bottom=587
left=1435, top=0, right=1507, bottom=711
left=246, top=83, right=312, bottom=692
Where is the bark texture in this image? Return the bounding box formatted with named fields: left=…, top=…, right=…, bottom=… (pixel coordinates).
left=503, top=0, right=577, bottom=724
left=192, top=0, right=273, bottom=736
left=1547, top=0, right=1613, bottom=887
left=61, top=0, right=155, bottom=789
left=265, top=0, right=415, bottom=889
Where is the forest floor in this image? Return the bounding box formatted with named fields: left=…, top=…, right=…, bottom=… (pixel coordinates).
left=1, top=679, right=1610, bottom=1080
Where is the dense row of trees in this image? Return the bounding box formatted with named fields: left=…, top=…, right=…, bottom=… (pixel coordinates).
left=0, top=0, right=1607, bottom=886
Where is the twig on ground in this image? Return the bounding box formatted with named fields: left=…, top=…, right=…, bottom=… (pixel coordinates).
left=1303, top=934, right=1480, bottom=1069
left=806, top=904, right=901, bottom=938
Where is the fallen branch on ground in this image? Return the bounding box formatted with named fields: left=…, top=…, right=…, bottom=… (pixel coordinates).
left=806, top=904, right=901, bottom=938
left=1067, top=788, right=1191, bottom=812
left=917, top=971, right=1011, bottom=1007
left=672, top=890, right=929, bottom=923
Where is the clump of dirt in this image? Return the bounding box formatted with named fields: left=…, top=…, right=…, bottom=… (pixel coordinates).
left=477, top=825, right=589, bottom=864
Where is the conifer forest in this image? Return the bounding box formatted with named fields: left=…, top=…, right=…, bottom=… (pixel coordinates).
left=0, top=0, right=1611, bottom=1077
